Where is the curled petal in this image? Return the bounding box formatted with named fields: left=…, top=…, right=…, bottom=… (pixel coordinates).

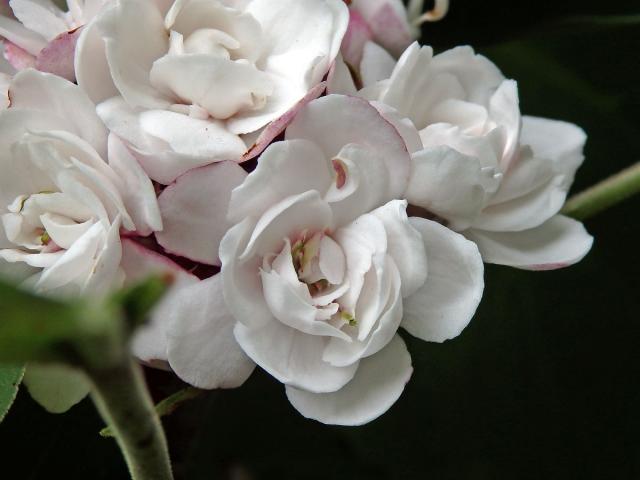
left=286, top=334, right=412, bottom=425
left=286, top=94, right=411, bottom=202
left=235, top=320, right=358, bottom=393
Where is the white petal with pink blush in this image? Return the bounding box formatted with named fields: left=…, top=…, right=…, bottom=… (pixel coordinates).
left=75, top=0, right=349, bottom=183
left=0, top=0, right=107, bottom=79
left=163, top=94, right=486, bottom=424
left=336, top=40, right=593, bottom=269
left=0, top=69, right=160, bottom=296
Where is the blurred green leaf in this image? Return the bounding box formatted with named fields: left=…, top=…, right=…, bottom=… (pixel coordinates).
left=0, top=280, right=114, bottom=364
left=0, top=365, right=25, bottom=423
left=110, top=274, right=175, bottom=332
left=23, top=364, right=91, bottom=414
left=0, top=275, right=171, bottom=366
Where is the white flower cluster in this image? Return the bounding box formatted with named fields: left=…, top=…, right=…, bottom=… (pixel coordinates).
left=0, top=0, right=592, bottom=424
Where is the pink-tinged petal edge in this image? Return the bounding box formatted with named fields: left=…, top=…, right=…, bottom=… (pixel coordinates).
left=367, top=3, right=413, bottom=57
left=341, top=10, right=373, bottom=68
left=242, top=81, right=327, bottom=162
left=121, top=237, right=196, bottom=280
left=2, top=39, right=35, bottom=70
left=35, top=27, right=81, bottom=82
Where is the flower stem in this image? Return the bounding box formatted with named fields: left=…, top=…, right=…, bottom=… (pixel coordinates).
left=100, top=386, right=204, bottom=438
left=89, top=360, right=173, bottom=480
left=562, top=162, right=640, bottom=220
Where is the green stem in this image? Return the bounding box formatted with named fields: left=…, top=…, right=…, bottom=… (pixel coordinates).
left=100, top=386, right=204, bottom=438
left=89, top=360, right=174, bottom=480
left=562, top=162, right=640, bottom=220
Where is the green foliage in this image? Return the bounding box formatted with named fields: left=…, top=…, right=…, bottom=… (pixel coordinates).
left=0, top=365, right=24, bottom=423
left=23, top=364, right=91, bottom=414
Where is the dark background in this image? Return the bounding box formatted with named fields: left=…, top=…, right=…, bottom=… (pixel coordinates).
left=1, top=0, right=639, bottom=478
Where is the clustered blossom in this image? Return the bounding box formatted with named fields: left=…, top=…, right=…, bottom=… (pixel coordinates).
left=0, top=0, right=592, bottom=423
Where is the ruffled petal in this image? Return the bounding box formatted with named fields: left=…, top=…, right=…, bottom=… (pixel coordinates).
left=286, top=94, right=411, bottom=202
left=406, top=145, right=499, bottom=231
left=229, top=139, right=332, bottom=224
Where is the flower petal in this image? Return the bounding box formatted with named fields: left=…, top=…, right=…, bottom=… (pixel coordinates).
left=360, top=41, right=396, bottom=87
left=370, top=199, right=427, bottom=298
left=0, top=14, right=46, bottom=55
left=121, top=239, right=199, bottom=363
left=229, top=139, right=332, bottom=224
left=157, top=161, right=247, bottom=265
left=340, top=9, right=372, bottom=68
left=166, top=274, right=256, bottom=389
left=326, top=53, right=357, bottom=95
left=35, top=27, right=81, bottom=82
left=136, top=109, right=247, bottom=183
left=286, top=94, right=411, bottom=201
left=9, top=0, right=67, bottom=41
left=107, top=134, right=162, bottom=236
left=351, top=0, right=413, bottom=57
left=97, top=0, right=169, bottom=108
left=465, top=214, right=593, bottom=270
left=8, top=68, right=108, bottom=158
left=403, top=217, right=484, bottom=342
left=239, top=190, right=332, bottom=262
left=521, top=115, right=586, bottom=185
left=286, top=334, right=412, bottom=425
left=406, top=145, right=498, bottom=231
left=74, top=17, right=118, bottom=104
left=228, top=0, right=348, bottom=134
left=235, top=319, right=358, bottom=393
left=242, top=81, right=326, bottom=162
left=149, top=53, right=273, bottom=119
left=220, top=218, right=274, bottom=328
left=2, top=39, right=35, bottom=70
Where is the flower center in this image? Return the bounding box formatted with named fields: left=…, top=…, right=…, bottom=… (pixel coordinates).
left=1, top=191, right=93, bottom=253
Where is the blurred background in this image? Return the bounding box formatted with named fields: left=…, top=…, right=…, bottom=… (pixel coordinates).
left=1, top=0, right=639, bottom=478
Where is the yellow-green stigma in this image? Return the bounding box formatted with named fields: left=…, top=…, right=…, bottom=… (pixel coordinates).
left=40, top=231, right=51, bottom=246
left=341, top=311, right=357, bottom=327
